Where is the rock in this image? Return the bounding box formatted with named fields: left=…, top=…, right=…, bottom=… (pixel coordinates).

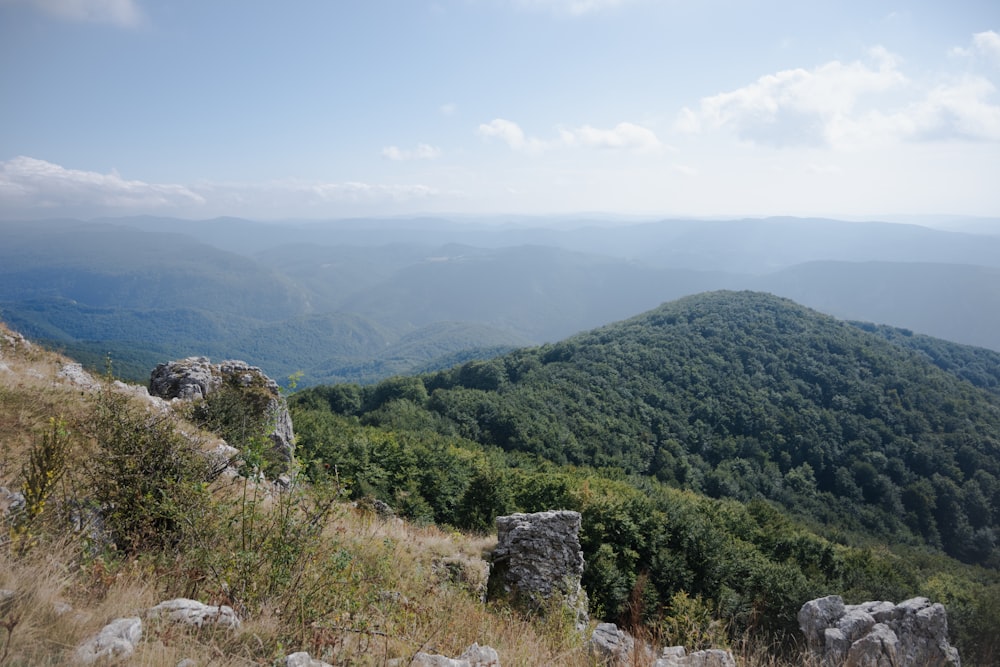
left=388, top=644, right=501, bottom=667
left=286, top=652, right=334, bottom=667
left=74, top=617, right=142, bottom=664
left=57, top=362, right=101, bottom=391
left=407, top=654, right=468, bottom=667
left=147, top=598, right=240, bottom=630
left=459, top=643, right=501, bottom=667
left=148, top=357, right=295, bottom=464
left=654, top=646, right=736, bottom=667
left=799, top=595, right=960, bottom=667
left=176, top=660, right=198, bottom=667
left=489, top=510, right=588, bottom=629
left=589, top=622, right=635, bottom=666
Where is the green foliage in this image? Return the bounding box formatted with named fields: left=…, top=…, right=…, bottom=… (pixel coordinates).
left=86, top=387, right=210, bottom=554
left=290, top=291, right=1000, bottom=660
left=301, top=291, right=1000, bottom=566
left=10, top=417, right=71, bottom=553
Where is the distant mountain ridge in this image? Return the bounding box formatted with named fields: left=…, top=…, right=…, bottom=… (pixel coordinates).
left=3, top=215, right=1000, bottom=385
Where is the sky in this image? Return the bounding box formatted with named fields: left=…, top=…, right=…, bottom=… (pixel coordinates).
left=1, top=0, right=998, bottom=220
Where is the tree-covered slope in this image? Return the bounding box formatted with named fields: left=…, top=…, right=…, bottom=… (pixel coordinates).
left=302, top=291, right=1000, bottom=566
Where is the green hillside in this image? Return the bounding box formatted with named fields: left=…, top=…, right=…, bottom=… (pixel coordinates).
left=297, top=291, right=1000, bottom=567
left=289, top=291, right=1000, bottom=661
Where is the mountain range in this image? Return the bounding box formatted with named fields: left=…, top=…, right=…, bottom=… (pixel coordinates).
left=2, top=215, right=999, bottom=385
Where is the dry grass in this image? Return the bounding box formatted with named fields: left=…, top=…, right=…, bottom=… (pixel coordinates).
left=1, top=323, right=810, bottom=666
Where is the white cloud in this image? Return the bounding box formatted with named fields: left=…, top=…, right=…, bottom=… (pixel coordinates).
left=512, top=0, right=634, bottom=16
left=0, top=156, right=204, bottom=211
left=677, top=43, right=1000, bottom=148
left=559, top=122, right=663, bottom=152
left=3, top=0, right=142, bottom=27
left=381, top=143, right=443, bottom=161
left=478, top=118, right=548, bottom=152
left=973, top=31, right=1000, bottom=66
left=480, top=118, right=663, bottom=153
left=0, top=156, right=444, bottom=218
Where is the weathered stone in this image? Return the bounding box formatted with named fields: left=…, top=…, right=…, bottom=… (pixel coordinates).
left=655, top=647, right=736, bottom=667
left=389, top=644, right=501, bottom=667
left=407, top=653, right=470, bottom=667
left=286, top=652, right=334, bottom=667
left=800, top=595, right=960, bottom=667
left=589, top=622, right=635, bottom=666
left=458, top=643, right=501, bottom=667
left=74, top=616, right=142, bottom=664
left=147, top=598, right=240, bottom=630
left=799, top=595, right=847, bottom=653
left=57, top=362, right=101, bottom=390
left=845, top=623, right=899, bottom=667
left=489, top=510, right=588, bottom=629
left=148, top=357, right=295, bottom=464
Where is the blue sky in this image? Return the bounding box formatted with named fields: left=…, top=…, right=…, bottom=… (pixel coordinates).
left=1, top=0, right=998, bottom=219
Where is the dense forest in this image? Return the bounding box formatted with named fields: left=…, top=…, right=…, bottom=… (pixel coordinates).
left=288, top=291, right=1000, bottom=662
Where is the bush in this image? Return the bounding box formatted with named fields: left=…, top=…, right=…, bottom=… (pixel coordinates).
left=85, top=387, right=210, bottom=554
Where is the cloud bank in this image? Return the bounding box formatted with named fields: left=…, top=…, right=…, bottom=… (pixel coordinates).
left=2, top=0, right=142, bottom=26
left=479, top=118, right=663, bottom=153
left=0, top=156, right=443, bottom=218
left=677, top=43, right=1000, bottom=148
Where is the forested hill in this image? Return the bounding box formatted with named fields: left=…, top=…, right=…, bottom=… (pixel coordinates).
left=298, top=291, right=1000, bottom=566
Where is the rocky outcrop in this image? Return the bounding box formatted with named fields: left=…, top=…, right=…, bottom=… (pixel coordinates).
left=799, top=595, right=961, bottom=666
left=149, top=357, right=295, bottom=464
left=489, top=510, right=588, bottom=629
left=390, top=643, right=501, bottom=667
left=147, top=598, right=241, bottom=630
left=74, top=617, right=143, bottom=665
left=588, top=623, right=735, bottom=667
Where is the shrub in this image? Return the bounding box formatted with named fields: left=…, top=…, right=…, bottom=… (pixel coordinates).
left=85, top=387, right=210, bottom=555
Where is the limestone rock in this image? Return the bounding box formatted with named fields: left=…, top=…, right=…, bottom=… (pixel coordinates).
left=489, top=510, right=588, bottom=628
left=589, top=622, right=635, bottom=666
left=799, top=595, right=960, bottom=667
left=147, top=598, right=240, bottom=630
left=652, top=645, right=737, bottom=667
left=286, top=652, right=334, bottom=667
left=389, top=644, right=501, bottom=667
left=407, top=654, right=469, bottom=667
left=57, top=362, right=101, bottom=391
left=459, top=643, right=501, bottom=667
left=149, top=357, right=295, bottom=464
left=74, top=616, right=142, bottom=665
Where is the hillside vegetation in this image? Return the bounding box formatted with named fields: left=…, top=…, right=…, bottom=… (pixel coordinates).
left=290, top=292, right=1000, bottom=663
left=0, top=323, right=598, bottom=665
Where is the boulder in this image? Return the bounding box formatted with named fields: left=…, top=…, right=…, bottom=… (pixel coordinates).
left=655, top=647, right=736, bottom=667
left=489, top=510, right=588, bottom=629
left=286, top=652, right=334, bottom=667
left=589, top=622, right=635, bottom=666
left=147, top=598, right=240, bottom=630
left=799, top=595, right=960, bottom=666
left=391, top=643, right=501, bottom=667
left=74, top=617, right=142, bottom=664
left=149, top=357, right=295, bottom=464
